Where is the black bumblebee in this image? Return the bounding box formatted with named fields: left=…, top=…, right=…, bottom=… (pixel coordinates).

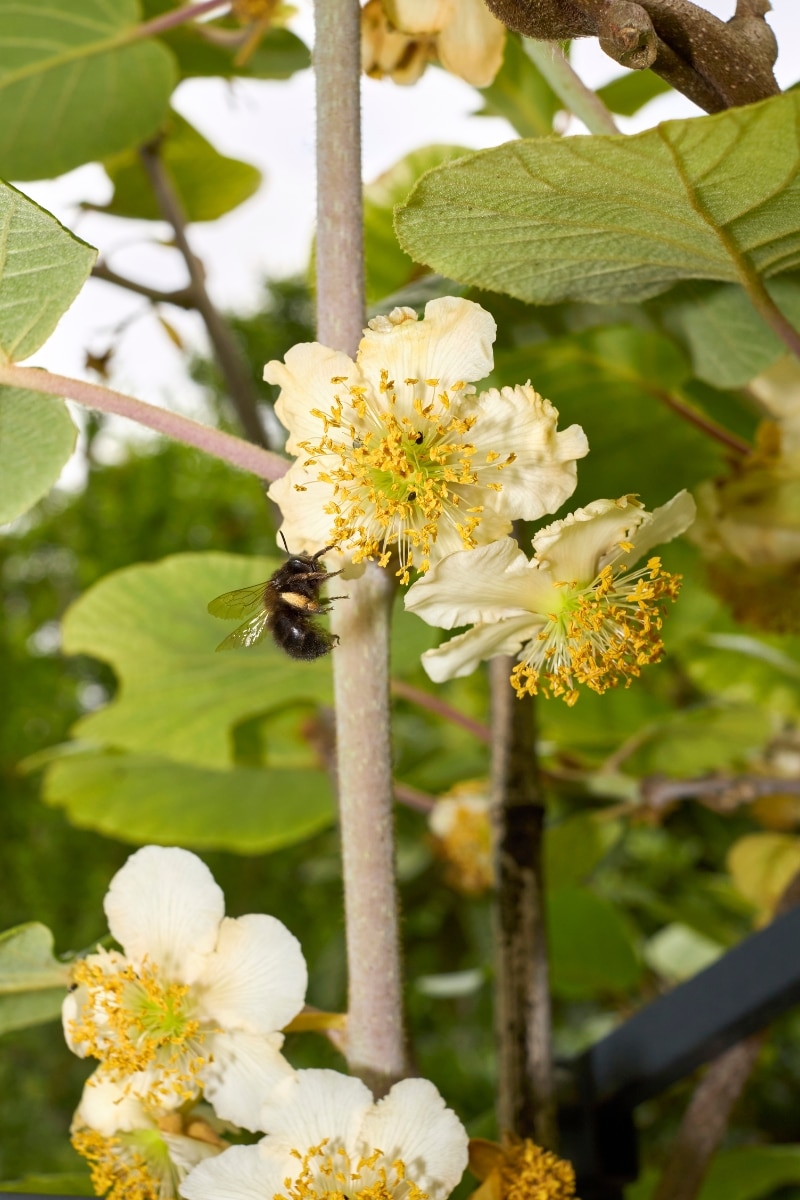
left=208, top=538, right=345, bottom=660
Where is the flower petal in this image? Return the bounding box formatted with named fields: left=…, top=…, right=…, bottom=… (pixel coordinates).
left=532, top=497, right=646, bottom=584
left=258, top=1068, right=374, bottom=1156
left=435, top=0, right=506, bottom=87
left=103, top=847, right=224, bottom=977
left=405, top=539, right=534, bottom=629
left=265, top=343, right=358, bottom=453
left=268, top=467, right=346, bottom=560
left=358, top=298, right=495, bottom=396
left=201, top=1031, right=294, bottom=1132
left=359, top=1078, right=468, bottom=1200
left=421, top=617, right=538, bottom=682
left=195, top=914, right=307, bottom=1034
left=75, top=1070, right=154, bottom=1136
left=180, top=1143, right=273, bottom=1200
left=622, top=489, right=697, bottom=565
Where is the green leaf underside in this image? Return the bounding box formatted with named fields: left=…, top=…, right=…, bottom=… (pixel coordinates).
left=43, top=752, right=334, bottom=853
left=61, top=553, right=334, bottom=769
left=548, top=887, right=641, bottom=999
left=493, top=325, right=725, bottom=508
left=0, top=923, right=70, bottom=1035
left=0, top=388, right=76, bottom=523
left=0, top=0, right=176, bottom=180
left=101, top=111, right=262, bottom=223
left=396, top=92, right=800, bottom=307
left=0, top=182, right=96, bottom=363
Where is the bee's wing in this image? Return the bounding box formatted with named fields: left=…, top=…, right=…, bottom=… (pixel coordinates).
left=215, top=609, right=273, bottom=651
left=208, top=581, right=269, bottom=619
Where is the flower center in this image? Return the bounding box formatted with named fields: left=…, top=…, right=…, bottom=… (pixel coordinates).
left=69, top=953, right=208, bottom=1104
left=277, top=1140, right=428, bottom=1200
left=498, top=1138, right=576, bottom=1200
left=297, top=371, right=514, bottom=582
left=71, top=1126, right=174, bottom=1200
left=510, top=556, right=682, bottom=705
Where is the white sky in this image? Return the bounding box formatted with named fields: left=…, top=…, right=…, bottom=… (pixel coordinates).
left=14, top=0, right=800, bottom=446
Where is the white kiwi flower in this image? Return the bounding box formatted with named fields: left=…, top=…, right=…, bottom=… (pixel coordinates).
left=265, top=297, right=588, bottom=583
left=63, top=846, right=305, bottom=1131
left=405, top=491, right=696, bottom=705
left=180, top=1068, right=469, bottom=1200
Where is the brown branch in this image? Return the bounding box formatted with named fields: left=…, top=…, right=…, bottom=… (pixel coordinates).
left=654, top=388, right=751, bottom=456
left=641, top=772, right=800, bottom=812
left=138, top=142, right=271, bottom=450
left=490, top=657, right=557, bottom=1149
left=484, top=0, right=779, bottom=113
left=92, top=261, right=196, bottom=310
left=390, top=678, right=492, bottom=743
left=393, top=781, right=436, bottom=813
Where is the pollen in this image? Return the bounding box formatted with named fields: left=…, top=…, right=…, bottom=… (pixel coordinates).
left=297, top=373, right=511, bottom=582
left=277, top=1140, right=428, bottom=1200
left=510, top=556, right=682, bottom=704
left=69, top=952, right=208, bottom=1107
left=496, top=1137, right=576, bottom=1200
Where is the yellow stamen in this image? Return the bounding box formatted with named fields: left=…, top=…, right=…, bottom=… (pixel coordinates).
left=496, top=1137, right=576, bottom=1200
left=276, top=1140, right=428, bottom=1200
left=71, top=1126, right=169, bottom=1200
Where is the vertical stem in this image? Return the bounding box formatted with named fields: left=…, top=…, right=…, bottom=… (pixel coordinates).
left=490, top=658, right=557, bottom=1148
left=523, top=40, right=619, bottom=135
left=314, top=0, right=408, bottom=1093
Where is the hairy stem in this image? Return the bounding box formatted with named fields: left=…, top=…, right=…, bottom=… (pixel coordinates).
left=523, top=40, right=619, bottom=135
left=315, top=0, right=408, bottom=1092
left=490, top=658, right=556, bottom=1148
left=0, top=364, right=286, bottom=480
left=139, top=143, right=270, bottom=449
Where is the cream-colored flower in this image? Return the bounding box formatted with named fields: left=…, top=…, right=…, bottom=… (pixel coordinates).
left=362, top=0, right=505, bottom=88
left=63, top=846, right=305, bottom=1131
left=405, top=492, right=696, bottom=704
left=266, top=298, right=587, bottom=583
left=429, top=782, right=493, bottom=895
left=180, top=1069, right=468, bottom=1200
left=71, top=1072, right=226, bottom=1200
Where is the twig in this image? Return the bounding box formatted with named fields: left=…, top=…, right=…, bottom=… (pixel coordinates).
left=490, top=657, right=557, bottom=1149
left=655, top=388, right=751, bottom=456
left=393, top=782, right=436, bottom=814
left=92, top=261, right=195, bottom=310
left=390, top=679, right=491, bottom=743
left=523, top=40, right=619, bottom=134
left=135, top=0, right=231, bottom=41
left=0, top=363, right=287, bottom=481
left=641, top=772, right=800, bottom=811
left=138, top=142, right=270, bottom=449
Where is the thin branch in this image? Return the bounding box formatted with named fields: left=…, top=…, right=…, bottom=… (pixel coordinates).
left=138, top=142, right=270, bottom=449
left=490, top=658, right=557, bottom=1149
left=654, top=388, right=751, bottom=456
left=523, top=40, right=619, bottom=135
left=134, top=0, right=231, bottom=41
left=641, top=772, right=800, bottom=811
left=391, top=679, right=491, bottom=743
left=393, top=781, right=436, bottom=814
left=0, top=363, right=287, bottom=481
left=92, top=261, right=195, bottom=310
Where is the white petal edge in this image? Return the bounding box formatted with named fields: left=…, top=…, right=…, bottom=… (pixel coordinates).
left=359, top=1078, right=468, bottom=1200
left=180, top=1143, right=273, bottom=1200
left=532, top=497, right=647, bottom=584
left=265, top=343, right=357, bottom=453
left=75, top=1071, right=154, bottom=1136
left=195, top=914, right=307, bottom=1034
left=103, top=846, right=224, bottom=977
left=258, top=1068, right=374, bottom=1157
left=405, top=539, right=534, bottom=629
left=421, top=616, right=538, bottom=682
left=622, top=490, right=697, bottom=566
left=201, top=1031, right=294, bottom=1133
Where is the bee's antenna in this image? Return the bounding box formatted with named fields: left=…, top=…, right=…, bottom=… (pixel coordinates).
left=279, top=530, right=290, bottom=554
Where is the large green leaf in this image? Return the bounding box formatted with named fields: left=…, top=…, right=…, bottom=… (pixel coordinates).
left=0, top=0, right=176, bottom=180
left=364, top=146, right=470, bottom=305
left=61, top=553, right=334, bottom=768
left=625, top=703, right=773, bottom=777
left=43, top=750, right=334, bottom=853
left=475, top=34, right=559, bottom=138
left=628, top=1146, right=800, bottom=1200
left=396, top=92, right=800, bottom=307
left=99, top=111, right=262, bottom=223
left=0, top=389, right=75, bottom=524
left=545, top=813, right=621, bottom=890
left=0, top=182, right=96, bottom=362
left=493, top=325, right=724, bottom=508
left=0, top=923, right=70, bottom=1035
left=548, top=887, right=642, bottom=999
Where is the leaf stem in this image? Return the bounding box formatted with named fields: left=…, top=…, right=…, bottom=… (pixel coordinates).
left=654, top=388, right=751, bottom=455
left=0, top=364, right=287, bottom=480
left=390, top=679, right=491, bottom=743
left=523, top=40, right=619, bottom=135
left=314, top=0, right=409, bottom=1093
left=135, top=0, right=231, bottom=41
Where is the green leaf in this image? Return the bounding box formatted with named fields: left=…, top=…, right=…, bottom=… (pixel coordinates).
left=644, top=922, right=723, bottom=983
left=61, top=553, right=334, bottom=768
left=0, top=389, right=76, bottom=524
left=364, top=146, right=470, bottom=305
left=0, top=923, right=70, bottom=1035
left=396, top=92, right=800, bottom=307
left=597, top=70, right=672, bottom=116
left=0, top=182, right=97, bottom=363
left=626, top=704, right=773, bottom=777
left=493, top=325, right=724, bottom=508
left=474, top=34, right=559, bottom=138
left=650, top=274, right=800, bottom=387
left=545, top=813, right=621, bottom=890
left=628, top=1146, right=800, bottom=1200
left=548, top=887, right=642, bottom=999
left=0, top=0, right=177, bottom=180
left=99, top=111, right=261, bottom=223
left=43, top=751, right=334, bottom=853
left=0, top=1172, right=93, bottom=1194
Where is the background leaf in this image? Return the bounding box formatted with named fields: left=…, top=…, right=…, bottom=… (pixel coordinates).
left=548, top=888, right=642, bottom=999
left=475, top=34, right=559, bottom=138
left=0, top=182, right=96, bottom=363
left=0, top=390, right=75, bottom=524
left=0, top=924, right=70, bottom=1035
left=0, top=0, right=176, bottom=180
left=396, top=92, right=800, bottom=307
